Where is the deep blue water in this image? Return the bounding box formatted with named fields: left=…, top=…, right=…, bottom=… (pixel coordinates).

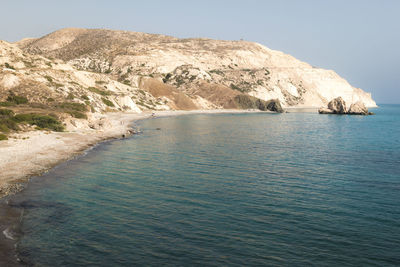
left=7, top=105, right=400, bottom=266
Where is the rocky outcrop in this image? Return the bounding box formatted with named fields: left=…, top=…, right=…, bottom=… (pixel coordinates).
left=328, top=97, right=347, bottom=114
left=348, top=101, right=369, bottom=115
left=319, top=97, right=372, bottom=115
left=233, top=95, right=283, bottom=112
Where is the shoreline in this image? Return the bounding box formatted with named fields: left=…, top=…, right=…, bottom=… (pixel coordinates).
left=0, top=108, right=269, bottom=266
left=0, top=109, right=268, bottom=199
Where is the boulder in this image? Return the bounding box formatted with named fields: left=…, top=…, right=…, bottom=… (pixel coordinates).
left=328, top=97, right=347, bottom=114
left=348, top=101, right=369, bottom=115
left=318, top=107, right=334, bottom=114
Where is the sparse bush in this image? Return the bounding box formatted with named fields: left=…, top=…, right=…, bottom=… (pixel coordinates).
left=102, top=98, right=114, bottom=107
left=56, top=102, right=87, bottom=112
left=87, top=87, right=111, bottom=96
left=230, top=84, right=244, bottom=92
left=47, top=98, right=55, bottom=102
left=163, top=73, right=172, bottom=83
left=4, top=63, right=15, bottom=70
left=0, top=102, right=15, bottom=107
left=0, top=134, right=7, bottom=141
left=44, top=75, right=53, bottom=82
left=123, top=80, right=131, bottom=85
left=7, top=94, right=28, bottom=104
left=67, top=93, right=75, bottom=100
left=0, top=118, right=18, bottom=132
left=81, top=95, right=89, bottom=100
left=209, top=69, right=224, bottom=75
left=67, top=111, right=87, bottom=119
left=13, top=113, right=64, bottom=132
left=0, top=109, right=14, bottom=117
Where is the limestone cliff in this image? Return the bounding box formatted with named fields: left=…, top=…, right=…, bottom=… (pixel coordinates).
left=16, top=28, right=376, bottom=109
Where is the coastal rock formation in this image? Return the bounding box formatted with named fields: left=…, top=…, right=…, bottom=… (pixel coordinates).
left=348, top=101, right=369, bottom=115
left=328, top=97, right=347, bottom=114
left=16, top=28, right=377, bottom=109
left=1, top=27, right=377, bottom=141
left=319, top=97, right=371, bottom=115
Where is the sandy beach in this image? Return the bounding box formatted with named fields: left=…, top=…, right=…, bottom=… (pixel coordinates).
left=0, top=109, right=265, bottom=198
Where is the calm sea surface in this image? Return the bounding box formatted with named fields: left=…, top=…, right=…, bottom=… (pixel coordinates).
left=5, top=105, right=400, bottom=266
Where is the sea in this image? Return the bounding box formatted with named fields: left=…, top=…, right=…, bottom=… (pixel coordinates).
left=1, top=105, right=399, bottom=266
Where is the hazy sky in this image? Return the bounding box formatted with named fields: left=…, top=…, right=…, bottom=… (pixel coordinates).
left=1, top=0, right=399, bottom=104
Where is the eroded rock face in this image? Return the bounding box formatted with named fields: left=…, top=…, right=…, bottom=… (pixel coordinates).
left=233, top=95, right=284, bottom=112
left=16, top=28, right=377, bottom=109
left=348, top=101, right=368, bottom=115
left=327, top=97, right=347, bottom=114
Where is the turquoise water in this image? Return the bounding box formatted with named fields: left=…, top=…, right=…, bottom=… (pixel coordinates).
left=7, top=105, right=400, bottom=266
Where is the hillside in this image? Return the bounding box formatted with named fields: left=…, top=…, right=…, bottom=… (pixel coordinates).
left=0, top=28, right=377, bottom=140
left=17, top=28, right=376, bottom=109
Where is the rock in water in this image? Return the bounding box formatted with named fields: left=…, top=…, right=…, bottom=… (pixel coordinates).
left=327, top=97, right=347, bottom=114
left=318, top=107, right=334, bottom=114
left=319, top=98, right=372, bottom=115
left=348, top=101, right=369, bottom=115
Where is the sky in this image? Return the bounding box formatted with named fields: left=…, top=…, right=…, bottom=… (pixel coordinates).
left=1, top=0, right=399, bottom=104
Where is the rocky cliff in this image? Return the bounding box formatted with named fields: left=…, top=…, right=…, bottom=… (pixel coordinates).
left=16, top=28, right=376, bottom=110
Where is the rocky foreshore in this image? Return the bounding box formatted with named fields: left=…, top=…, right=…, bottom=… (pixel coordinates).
left=318, top=97, right=374, bottom=115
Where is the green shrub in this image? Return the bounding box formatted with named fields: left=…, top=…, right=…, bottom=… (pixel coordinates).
left=102, top=98, right=114, bottom=107
left=67, top=93, right=75, bottom=100
left=0, top=124, right=9, bottom=133
left=4, top=63, right=15, bottom=70
left=123, top=80, right=131, bottom=85
left=230, top=84, right=244, bottom=92
left=0, top=134, right=7, bottom=141
left=56, top=102, right=87, bottom=112
left=7, top=94, right=28, bottom=104
left=67, top=111, right=87, bottom=119
left=44, top=75, right=53, bottom=82
left=87, top=87, right=111, bottom=96
left=47, top=97, right=55, bottom=102
left=81, top=95, right=89, bottom=100
left=163, top=73, right=172, bottom=83
left=0, top=102, right=15, bottom=107
left=13, top=113, right=64, bottom=132
left=0, top=109, right=14, bottom=116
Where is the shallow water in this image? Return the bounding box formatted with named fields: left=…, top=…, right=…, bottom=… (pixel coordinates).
left=4, top=105, right=400, bottom=266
